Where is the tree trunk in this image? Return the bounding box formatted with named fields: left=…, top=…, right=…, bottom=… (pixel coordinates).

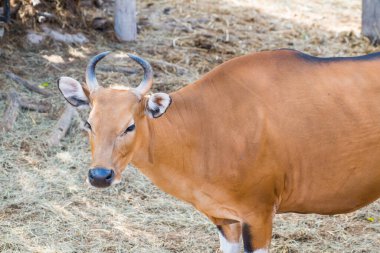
left=362, top=0, right=380, bottom=44
left=114, top=0, right=137, bottom=41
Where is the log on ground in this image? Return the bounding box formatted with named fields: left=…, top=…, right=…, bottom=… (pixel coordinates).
left=47, top=105, right=76, bottom=146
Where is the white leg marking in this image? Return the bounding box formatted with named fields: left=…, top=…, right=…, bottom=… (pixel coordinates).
left=218, top=231, right=241, bottom=253
left=251, top=249, right=268, bottom=253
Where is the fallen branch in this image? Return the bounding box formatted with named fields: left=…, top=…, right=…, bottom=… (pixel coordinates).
left=47, top=105, right=76, bottom=146
left=92, top=17, right=111, bottom=31
left=0, top=92, right=51, bottom=112
left=27, top=30, right=45, bottom=44
left=0, top=90, right=20, bottom=131
left=97, top=65, right=138, bottom=75
left=42, top=26, right=88, bottom=44
left=73, top=109, right=87, bottom=132
left=99, top=59, right=188, bottom=76
left=4, top=71, right=52, bottom=97
left=148, top=59, right=188, bottom=75
left=19, top=98, right=51, bottom=112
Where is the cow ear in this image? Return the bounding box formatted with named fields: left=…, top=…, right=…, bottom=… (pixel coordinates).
left=58, top=76, right=89, bottom=107
left=145, top=93, right=172, bottom=118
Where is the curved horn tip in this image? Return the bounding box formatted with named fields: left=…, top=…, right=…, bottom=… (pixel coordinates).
left=93, top=51, right=112, bottom=60
left=126, top=53, right=135, bottom=58
left=126, top=53, right=153, bottom=95
left=126, top=53, right=140, bottom=61
left=85, top=51, right=112, bottom=91
left=126, top=53, right=153, bottom=71
left=100, top=50, right=112, bottom=56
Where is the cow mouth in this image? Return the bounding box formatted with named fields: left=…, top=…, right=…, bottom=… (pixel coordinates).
left=111, top=177, right=121, bottom=186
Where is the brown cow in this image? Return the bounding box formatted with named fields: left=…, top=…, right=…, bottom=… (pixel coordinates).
left=58, top=49, right=380, bottom=253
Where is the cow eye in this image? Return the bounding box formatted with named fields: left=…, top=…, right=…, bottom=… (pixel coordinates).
left=124, top=124, right=135, bottom=134
left=84, top=121, right=91, bottom=131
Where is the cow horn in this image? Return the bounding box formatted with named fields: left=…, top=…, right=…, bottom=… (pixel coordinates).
left=127, top=53, right=153, bottom=95
left=86, top=51, right=111, bottom=91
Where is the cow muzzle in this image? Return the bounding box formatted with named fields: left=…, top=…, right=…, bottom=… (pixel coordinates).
left=88, top=168, right=115, bottom=188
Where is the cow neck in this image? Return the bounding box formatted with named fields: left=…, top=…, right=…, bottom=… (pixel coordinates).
left=130, top=85, right=201, bottom=187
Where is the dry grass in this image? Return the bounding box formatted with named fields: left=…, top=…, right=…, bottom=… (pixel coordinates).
left=0, top=0, right=380, bottom=252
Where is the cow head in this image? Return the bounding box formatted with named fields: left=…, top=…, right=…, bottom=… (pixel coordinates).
left=58, top=52, right=171, bottom=188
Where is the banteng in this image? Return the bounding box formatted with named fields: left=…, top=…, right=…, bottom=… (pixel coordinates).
left=58, top=50, right=380, bottom=253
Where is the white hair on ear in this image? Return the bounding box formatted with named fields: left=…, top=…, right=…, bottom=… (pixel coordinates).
left=145, top=93, right=171, bottom=118
left=58, top=76, right=89, bottom=107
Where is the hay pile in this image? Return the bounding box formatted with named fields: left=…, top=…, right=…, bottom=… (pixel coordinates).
left=11, top=0, right=85, bottom=29
left=0, top=0, right=379, bottom=252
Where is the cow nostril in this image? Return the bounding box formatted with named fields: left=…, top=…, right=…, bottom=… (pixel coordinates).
left=105, top=170, right=114, bottom=181
left=88, top=170, right=94, bottom=180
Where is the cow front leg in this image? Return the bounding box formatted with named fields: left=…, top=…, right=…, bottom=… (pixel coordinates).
left=242, top=210, right=273, bottom=253
left=216, top=222, right=242, bottom=253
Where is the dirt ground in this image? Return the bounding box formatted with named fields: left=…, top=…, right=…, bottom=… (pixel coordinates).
left=0, top=0, right=380, bottom=252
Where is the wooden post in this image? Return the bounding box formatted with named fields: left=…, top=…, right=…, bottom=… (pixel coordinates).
left=362, top=0, right=380, bottom=44
left=114, top=0, right=137, bottom=41
left=0, top=0, right=10, bottom=23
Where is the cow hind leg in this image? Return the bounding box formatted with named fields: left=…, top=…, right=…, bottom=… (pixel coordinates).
left=217, top=223, right=242, bottom=253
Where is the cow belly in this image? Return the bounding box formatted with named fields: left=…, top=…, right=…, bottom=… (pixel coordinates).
left=280, top=148, right=380, bottom=214
left=303, top=176, right=380, bottom=214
